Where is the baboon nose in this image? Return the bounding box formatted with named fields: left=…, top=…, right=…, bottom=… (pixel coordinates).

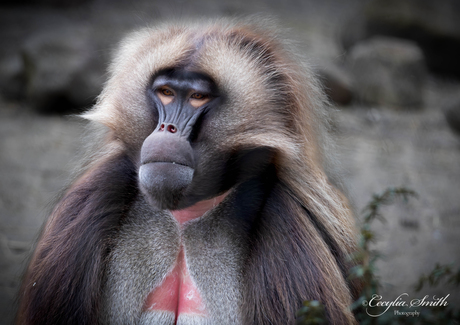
left=159, top=123, right=178, bottom=133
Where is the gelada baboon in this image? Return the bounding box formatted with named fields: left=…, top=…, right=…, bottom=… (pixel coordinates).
left=17, top=18, right=360, bottom=325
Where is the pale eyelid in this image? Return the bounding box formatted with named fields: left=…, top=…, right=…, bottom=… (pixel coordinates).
left=189, top=96, right=211, bottom=108
left=157, top=88, right=174, bottom=105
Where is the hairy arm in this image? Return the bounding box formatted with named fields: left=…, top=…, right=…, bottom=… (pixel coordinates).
left=17, top=150, right=137, bottom=325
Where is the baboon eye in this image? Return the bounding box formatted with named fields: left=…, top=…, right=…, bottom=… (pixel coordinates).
left=190, top=93, right=206, bottom=99
left=157, top=87, right=174, bottom=105
left=161, top=88, right=174, bottom=96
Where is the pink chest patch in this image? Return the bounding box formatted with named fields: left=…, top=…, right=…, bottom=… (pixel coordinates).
left=143, top=248, right=207, bottom=318
left=143, top=192, right=230, bottom=320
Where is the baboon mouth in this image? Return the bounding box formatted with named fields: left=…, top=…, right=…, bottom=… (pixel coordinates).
left=142, top=161, right=193, bottom=169
left=139, top=162, right=194, bottom=187
left=138, top=162, right=195, bottom=210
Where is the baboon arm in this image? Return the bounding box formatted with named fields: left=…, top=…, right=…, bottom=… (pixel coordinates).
left=242, top=185, right=357, bottom=325
left=16, top=152, right=137, bottom=325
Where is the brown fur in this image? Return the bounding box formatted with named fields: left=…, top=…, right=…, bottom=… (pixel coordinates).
left=17, top=18, right=360, bottom=325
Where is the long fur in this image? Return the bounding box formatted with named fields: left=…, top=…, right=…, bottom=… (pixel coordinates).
left=17, top=140, right=138, bottom=325
left=17, top=18, right=360, bottom=325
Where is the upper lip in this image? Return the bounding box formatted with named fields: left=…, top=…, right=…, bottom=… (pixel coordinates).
left=141, top=160, right=193, bottom=168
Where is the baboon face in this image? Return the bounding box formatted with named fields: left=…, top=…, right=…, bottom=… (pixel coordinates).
left=138, top=68, right=274, bottom=210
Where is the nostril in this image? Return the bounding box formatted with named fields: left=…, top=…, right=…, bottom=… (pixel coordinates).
left=167, top=125, right=177, bottom=133
left=160, top=123, right=165, bottom=131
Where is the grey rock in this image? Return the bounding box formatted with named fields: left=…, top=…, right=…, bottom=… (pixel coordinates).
left=317, top=64, right=353, bottom=106
left=2, top=0, right=93, bottom=7
left=0, top=55, right=25, bottom=100
left=342, top=0, right=460, bottom=77
left=22, top=26, right=104, bottom=113
left=348, top=36, right=426, bottom=108
left=444, top=102, right=460, bottom=135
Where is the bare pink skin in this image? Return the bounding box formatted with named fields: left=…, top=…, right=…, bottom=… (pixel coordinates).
left=170, top=191, right=229, bottom=225
left=143, top=248, right=207, bottom=321
left=143, top=191, right=230, bottom=321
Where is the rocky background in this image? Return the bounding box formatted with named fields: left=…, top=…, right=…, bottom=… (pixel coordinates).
left=1, top=0, right=459, bottom=323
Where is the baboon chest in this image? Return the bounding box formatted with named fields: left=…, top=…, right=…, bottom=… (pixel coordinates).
left=102, top=194, right=246, bottom=325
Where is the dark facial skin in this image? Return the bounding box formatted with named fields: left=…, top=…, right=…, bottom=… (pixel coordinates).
left=139, top=69, right=275, bottom=212
left=138, top=69, right=220, bottom=210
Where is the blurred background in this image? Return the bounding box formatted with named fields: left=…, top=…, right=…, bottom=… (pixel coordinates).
left=0, top=0, right=459, bottom=323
